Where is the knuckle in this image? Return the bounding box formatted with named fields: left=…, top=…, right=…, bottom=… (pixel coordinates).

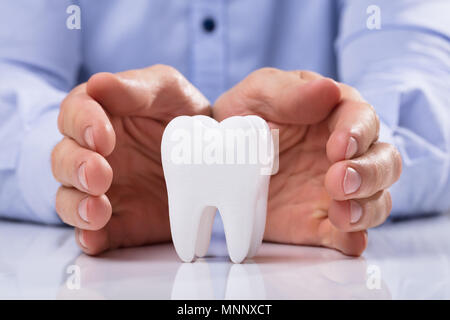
left=385, top=191, right=393, bottom=215
left=242, top=68, right=279, bottom=102
left=51, top=141, right=64, bottom=178
left=391, top=146, right=403, bottom=180
left=55, top=188, right=63, bottom=213
left=368, top=159, right=384, bottom=191
left=154, top=64, right=187, bottom=94
left=374, top=113, right=380, bottom=140
left=254, top=67, right=279, bottom=78
left=362, top=102, right=379, bottom=131
left=380, top=142, right=402, bottom=182
left=366, top=103, right=380, bottom=141
left=58, top=104, right=67, bottom=133
left=59, top=93, right=86, bottom=134
left=359, top=101, right=376, bottom=118
left=295, top=70, right=322, bottom=80
left=246, top=68, right=277, bottom=87
left=153, top=64, right=182, bottom=81
left=345, top=84, right=365, bottom=102
left=350, top=102, right=379, bottom=144
left=55, top=199, right=69, bottom=224
left=51, top=147, right=58, bottom=176
left=152, top=63, right=177, bottom=74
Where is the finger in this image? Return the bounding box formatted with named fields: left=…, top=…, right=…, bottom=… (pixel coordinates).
left=266, top=208, right=367, bottom=256
left=323, top=221, right=368, bottom=256
left=326, top=99, right=380, bottom=163
left=51, top=137, right=113, bottom=196
left=86, top=64, right=211, bottom=120
left=325, top=142, right=402, bottom=200
left=213, top=68, right=341, bottom=124
left=58, top=86, right=116, bottom=156
left=76, top=227, right=111, bottom=255
left=328, top=190, right=392, bottom=232
left=56, top=186, right=112, bottom=230
left=75, top=205, right=171, bottom=255
left=336, top=82, right=366, bottom=102
left=291, top=70, right=323, bottom=81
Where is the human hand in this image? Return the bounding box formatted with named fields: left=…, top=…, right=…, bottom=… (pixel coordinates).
left=51, top=65, right=210, bottom=254
left=213, top=68, right=402, bottom=256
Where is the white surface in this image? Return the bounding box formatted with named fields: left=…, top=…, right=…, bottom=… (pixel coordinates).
left=0, top=214, right=449, bottom=299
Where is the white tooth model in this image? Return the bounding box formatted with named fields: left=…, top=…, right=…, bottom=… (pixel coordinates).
left=161, top=115, right=275, bottom=263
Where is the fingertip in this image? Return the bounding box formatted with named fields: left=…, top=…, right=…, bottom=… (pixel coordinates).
left=326, top=130, right=351, bottom=163
left=89, top=121, right=116, bottom=156
left=328, top=199, right=351, bottom=231
left=82, top=195, right=112, bottom=231
left=77, top=228, right=110, bottom=256
left=333, top=229, right=368, bottom=257
left=86, top=72, right=117, bottom=99
left=324, top=161, right=347, bottom=200
left=84, top=154, right=113, bottom=196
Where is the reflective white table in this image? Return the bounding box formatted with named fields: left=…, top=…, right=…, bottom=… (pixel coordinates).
left=1, top=214, right=449, bottom=299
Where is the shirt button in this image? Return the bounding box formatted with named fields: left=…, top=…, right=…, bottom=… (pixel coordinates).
left=202, top=17, right=216, bottom=33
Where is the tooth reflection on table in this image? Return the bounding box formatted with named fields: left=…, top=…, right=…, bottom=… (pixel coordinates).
left=171, top=260, right=265, bottom=300
left=171, top=240, right=391, bottom=300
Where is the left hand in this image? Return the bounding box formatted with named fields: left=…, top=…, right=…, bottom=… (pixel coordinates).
left=213, top=68, right=402, bottom=256
left=52, top=65, right=211, bottom=255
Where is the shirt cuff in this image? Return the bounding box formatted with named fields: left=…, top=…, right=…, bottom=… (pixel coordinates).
left=17, top=108, right=63, bottom=224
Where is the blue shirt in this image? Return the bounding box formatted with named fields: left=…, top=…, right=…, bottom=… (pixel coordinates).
left=0, top=0, right=449, bottom=224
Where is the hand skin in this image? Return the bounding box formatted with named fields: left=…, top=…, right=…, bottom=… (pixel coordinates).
left=213, top=68, right=402, bottom=256
left=52, top=65, right=402, bottom=257
left=51, top=65, right=211, bottom=254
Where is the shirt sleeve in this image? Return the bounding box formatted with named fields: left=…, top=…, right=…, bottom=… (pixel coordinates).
left=337, top=0, right=450, bottom=217
left=0, top=1, right=81, bottom=224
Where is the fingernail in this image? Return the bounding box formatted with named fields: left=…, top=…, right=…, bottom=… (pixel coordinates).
left=345, top=137, right=358, bottom=159
left=84, top=126, right=95, bottom=150
left=78, top=197, right=89, bottom=222
left=78, top=229, right=87, bottom=248
left=350, top=200, right=363, bottom=224
left=78, top=162, right=88, bottom=190
left=343, top=167, right=361, bottom=195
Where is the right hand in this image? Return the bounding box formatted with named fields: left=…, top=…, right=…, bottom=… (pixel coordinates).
left=213, top=68, right=401, bottom=256
left=51, top=65, right=211, bottom=255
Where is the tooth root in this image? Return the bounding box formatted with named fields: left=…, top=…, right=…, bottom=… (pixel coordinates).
left=246, top=116, right=273, bottom=258
left=169, top=201, right=206, bottom=263
left=248, top=192, right=269, bottom=258
left=195, top=206, right=216, bottom=258
left=220, top=203, right=255, bottom=263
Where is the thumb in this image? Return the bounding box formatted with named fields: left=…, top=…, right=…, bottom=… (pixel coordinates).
left=86, top=65, right=211, bottom=120
left=214, top=68, right=341, bottom=125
